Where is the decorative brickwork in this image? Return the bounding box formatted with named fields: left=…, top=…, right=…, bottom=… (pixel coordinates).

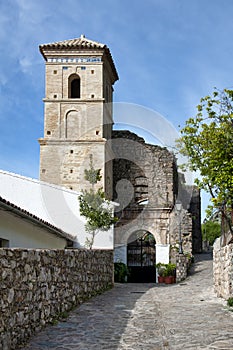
left=0, top=248, right=113, bottom=349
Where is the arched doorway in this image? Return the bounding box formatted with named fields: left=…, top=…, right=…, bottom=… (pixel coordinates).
left=127, top=231, right=156, bottom=282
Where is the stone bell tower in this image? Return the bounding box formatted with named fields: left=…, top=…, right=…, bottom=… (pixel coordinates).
left=38, top=35, right=118, bottom=197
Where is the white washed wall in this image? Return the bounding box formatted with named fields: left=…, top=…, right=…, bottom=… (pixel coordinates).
left=0, top=170, right=114, bottom=249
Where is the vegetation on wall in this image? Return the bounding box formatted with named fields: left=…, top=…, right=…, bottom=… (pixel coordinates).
left=78, top=155, right=117, bottom=249
left=114, top=262, right=130, bottom=282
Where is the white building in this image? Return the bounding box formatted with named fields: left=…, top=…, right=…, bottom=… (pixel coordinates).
left=0, top=170, right=114, bottom=249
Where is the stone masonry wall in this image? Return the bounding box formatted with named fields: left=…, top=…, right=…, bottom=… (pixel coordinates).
left=176, top=255, right=189, bottom=282
left=213, top=242, right=233, bottom=299
left=0, top=248, right=113, bottom=350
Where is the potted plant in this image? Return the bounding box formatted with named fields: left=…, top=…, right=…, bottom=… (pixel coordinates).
left=155, top=262, right=166, bottom=283
left=163, top=263, right=176, bottom=284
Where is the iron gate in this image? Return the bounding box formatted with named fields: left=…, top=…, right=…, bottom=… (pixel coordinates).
left=127, top=232, right=156, bottom=282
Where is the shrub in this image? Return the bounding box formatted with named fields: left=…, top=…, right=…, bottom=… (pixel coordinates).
left=114, top=262, right=130, bottom=283
left=156, top=263, right=176, bottom=277
left=156, top=263, right=167, bottom=277
left=227, top=297, right=233, bottom=307
left=163, top=263, right=176, bottom=277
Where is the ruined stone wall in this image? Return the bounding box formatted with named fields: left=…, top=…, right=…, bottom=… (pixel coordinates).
left=213, top=242, right=233, bottom=300
left=112, top=130, right=199, bottom=255
left=112, top=130, right=176, bottom=209
left=169, top=208, right=193, bottom=259
left=0, top=248, right=113, bottom=349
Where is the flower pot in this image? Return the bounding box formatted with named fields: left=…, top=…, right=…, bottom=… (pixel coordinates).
left=158, top=276, right=165, bottom=283
left=164, top=276, right=174, bottom=284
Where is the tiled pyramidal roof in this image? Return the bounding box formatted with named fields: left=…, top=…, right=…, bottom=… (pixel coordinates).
left=39, top=34, right=119, bottom=81
left=40, top=35, right=105, bottom=50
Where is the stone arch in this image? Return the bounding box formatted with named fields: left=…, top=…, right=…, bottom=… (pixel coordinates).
left=118, top=224, right=160, bottom=246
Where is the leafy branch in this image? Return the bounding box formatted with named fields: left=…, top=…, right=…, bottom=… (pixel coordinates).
left=78, top=155, right=117, bottom=249
left=177, top=88, right=233, bottom=242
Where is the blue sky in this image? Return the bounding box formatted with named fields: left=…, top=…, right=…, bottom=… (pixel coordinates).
left=1, top=0, right=233, bottom=218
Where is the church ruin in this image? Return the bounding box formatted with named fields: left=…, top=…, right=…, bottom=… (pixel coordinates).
left=38, top=35, right=202, bottom=282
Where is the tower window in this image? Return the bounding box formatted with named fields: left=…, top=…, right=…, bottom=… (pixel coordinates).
left=91, top=70, right=94, bottom=74
left=70, top=169, right=73, bottom=173
left=68, top=74, right=80, bottom=98
left=53, top=70, right=57, bottom=74
left=70, top=150, right=74, bottom=154
left=47, top=131, right=51, bottom=135
left=91, top=94, right=95, bottom=98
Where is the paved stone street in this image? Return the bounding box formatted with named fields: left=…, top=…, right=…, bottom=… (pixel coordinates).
left=22, top=254, right=233, bottom=350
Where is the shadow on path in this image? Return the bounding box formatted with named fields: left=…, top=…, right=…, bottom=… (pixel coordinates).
left=22, top=283, right=158, bottom=350
left=22, top=252, right=233, bottom=350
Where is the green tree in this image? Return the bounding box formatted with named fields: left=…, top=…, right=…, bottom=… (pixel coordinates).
left=78, top=155, right=117, bottom=249
left=202, top=220, right=221, bottom=246
left=177, top=88, right=233, bottom=243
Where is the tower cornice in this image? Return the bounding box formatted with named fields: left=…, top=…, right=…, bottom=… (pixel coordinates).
left=39, top=35, right=118, bottom=83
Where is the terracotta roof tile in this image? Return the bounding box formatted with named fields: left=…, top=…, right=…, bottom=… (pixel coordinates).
left=40, top=35, right=106, bottom=50
left=39, top=35, right=119, bottom=82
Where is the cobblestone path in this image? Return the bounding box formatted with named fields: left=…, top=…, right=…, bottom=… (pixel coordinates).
left=22, top=254, right=233, bottom=349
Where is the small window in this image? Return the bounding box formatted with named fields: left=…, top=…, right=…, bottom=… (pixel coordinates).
left=53, top=94, right=57, bottom=98
left=96, top=130, right=99, bottom=135
left=91, top=94, right=95, bottom=98
left=70, top=150, right=74, bottom=154
left=47, top=131, right=51, bottom=135
left=70, top=187, right=73, bottom=190
left=53, top=70, right=57, bottom=74
left=91, top=70, right=94, bottom=74
left=70, top=169, right=73, bottom=173
left=81, top=66, right=86, bottom=70
left=42, top=169, right=46, bottom=174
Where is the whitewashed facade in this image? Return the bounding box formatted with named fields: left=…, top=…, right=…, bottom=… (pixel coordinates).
left=0, top=170, right=114, bottom=249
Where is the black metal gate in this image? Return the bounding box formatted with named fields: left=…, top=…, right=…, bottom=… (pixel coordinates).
left=127, top=232, right=156, bottom=282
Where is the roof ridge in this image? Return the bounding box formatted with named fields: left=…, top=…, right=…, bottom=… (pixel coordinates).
left=40, top=35, right=106, bottom=49
left=0, top=169, right=80, bottom=195
left=0, top=195, right=75, bottom=242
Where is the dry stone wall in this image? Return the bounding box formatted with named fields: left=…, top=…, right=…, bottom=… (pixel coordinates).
left=0, top=248, right=113, bottom=350
left=213, top=242, right=233, bottom=299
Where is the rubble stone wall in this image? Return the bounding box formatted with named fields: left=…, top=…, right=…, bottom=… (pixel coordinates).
left=0, top=248, right=113, bottom=349
left=213, top=242, right=233, bottom=299
left=176, top=255, right=189, bottom=282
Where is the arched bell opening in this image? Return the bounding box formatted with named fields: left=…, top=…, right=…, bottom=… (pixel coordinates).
left=68, top=74, right=81, bottom=98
